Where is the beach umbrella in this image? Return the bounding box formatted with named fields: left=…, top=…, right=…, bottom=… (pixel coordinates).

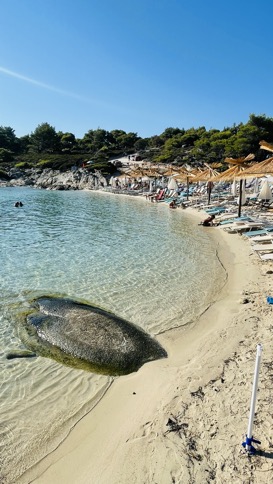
left=145, top=169, right=162, bottom=177
left=167, top=177, right=178, bottom=191
left=224, top=153, right=255, bottom=165
left=211, top=164, right=250, bottom=217
left=191, top=165, right=219, bottom=204
left=259, top=140, right=273, bottom=153
left=211, top=164, right=248, bottom=181
left=162, top=165, right=181, bottom=177
left=173, top=170, right=196, bottom=200
left=174, top=166, right=201, bottom=199
left=254, top=178, right=260, bottom=194
left=127, top=168, right=146, bottom=178
left=192, top=164, right=219, bottom=182
left=258, top=180, right=273, bottom=201
left=231, top=179, right=237, bottom=196
left=143, top=169, right=163, bottom=191
left=239, top=156, right=273, bottom=178
left=215, top=155, right=255, bottom=216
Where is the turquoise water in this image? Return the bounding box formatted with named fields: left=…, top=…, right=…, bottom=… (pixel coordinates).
left=0, top=187, right=225, bottom=483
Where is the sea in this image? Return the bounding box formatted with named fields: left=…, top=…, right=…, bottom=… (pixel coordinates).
left=0, top=186, right=226, bottom=483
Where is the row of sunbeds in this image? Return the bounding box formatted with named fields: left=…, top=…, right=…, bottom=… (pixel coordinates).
left=211, top=209, right=273, bottom=261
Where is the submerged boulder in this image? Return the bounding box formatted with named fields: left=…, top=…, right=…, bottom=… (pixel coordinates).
left=18, top=296, right=167, bottom=375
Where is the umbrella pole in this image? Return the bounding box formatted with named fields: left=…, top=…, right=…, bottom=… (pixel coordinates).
left=207, top=182, right=212, bottom=205
left=238, top=179, right=243, bottom=217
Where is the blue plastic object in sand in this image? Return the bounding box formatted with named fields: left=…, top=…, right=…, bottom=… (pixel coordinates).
left=267, top=296, right=273, bottom=304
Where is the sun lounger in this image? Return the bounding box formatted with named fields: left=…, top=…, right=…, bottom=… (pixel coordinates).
left=206, top=207, right=226, bottom=214
left=225, top=222, right=264, bottom=233
left=221, top=221, right=255, bottom=230
left=243, top=229, right=273, bottom=237
left=249, top=235, right=273, bottom=242
left=244, top=230, right=268, bottom=237
left=219, top=216, right=251, bottom=225
left=150, top=189, right=165, bottom=201
left=252, top=243, right=273, bottom=252
left=259, top=253, right=273, bottom=261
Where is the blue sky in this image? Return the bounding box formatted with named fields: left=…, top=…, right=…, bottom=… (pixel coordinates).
left=1, top=0, right=273, bottom=139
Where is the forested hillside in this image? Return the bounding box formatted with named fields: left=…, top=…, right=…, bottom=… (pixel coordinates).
left=1, top=114, right=273, bottom=175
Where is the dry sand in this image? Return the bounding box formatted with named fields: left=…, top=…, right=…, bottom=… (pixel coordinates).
left=21, top=207, right=273, bottom=484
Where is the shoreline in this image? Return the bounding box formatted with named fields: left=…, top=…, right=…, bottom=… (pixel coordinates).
left=20, top=203, right=273, bottom=483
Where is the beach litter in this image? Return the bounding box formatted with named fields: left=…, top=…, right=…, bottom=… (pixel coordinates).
left=267, top=296, right=273, bottom=304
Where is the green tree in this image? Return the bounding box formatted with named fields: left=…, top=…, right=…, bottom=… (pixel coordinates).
left=28, top=123, right=60, bottom=153
left=0, top=126, right=19, bottom=152
left=82, top=129, right=112, bottom=152
left=18, top=134, right=31, bottom=153
left=148, top=135, right=164, bottom=148
left=225, top=124, right=261, bottom=157
left=60, top=132, right=76, bottom=153
left=160, top=127, right=185, bottom=141
left=134, top=138, right=149, bottom=151
left=249, top=114, right=273, bottom=140
left=0, top=148, right=14, bottom=163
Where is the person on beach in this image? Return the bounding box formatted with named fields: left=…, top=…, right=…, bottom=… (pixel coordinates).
left=169, top=200, right=177, bottom=209
left=201, top=214, right=215, bottom=226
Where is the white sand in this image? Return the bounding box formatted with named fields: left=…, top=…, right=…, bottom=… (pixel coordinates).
left=21, top=207, right=273, bottom=484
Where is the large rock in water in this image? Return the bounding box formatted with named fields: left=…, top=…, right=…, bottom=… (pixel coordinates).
left=19, top=296, right=167, bottom=375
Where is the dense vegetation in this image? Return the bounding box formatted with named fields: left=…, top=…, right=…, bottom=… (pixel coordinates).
left=1, top=114, right=273, bottom=175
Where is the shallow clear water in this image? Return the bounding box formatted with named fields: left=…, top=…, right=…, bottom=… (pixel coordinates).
left=0, top=187, right=225, bottom=483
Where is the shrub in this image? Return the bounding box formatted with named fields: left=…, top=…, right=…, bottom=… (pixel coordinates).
left=0, top=169, right=10, bottom=180
left=15, top=161, right=32, bottom=169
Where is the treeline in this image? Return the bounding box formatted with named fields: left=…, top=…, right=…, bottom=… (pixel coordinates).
left=1, top=114, right=273, bottom=173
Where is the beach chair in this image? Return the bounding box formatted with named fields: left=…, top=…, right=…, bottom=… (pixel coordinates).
left=205, top=207, right=226, bottom=214
left=150, top=189, right=165, bottom=202
left=221, top=220, right=254, bottom=230
left=249, top=234, right=273, bottom=243
left=259, top=253, right=273, bottom=261
left=243, top=227, right=273, bottom=237
left=252, top=243, right=273, bottom=252
left=225, top=222, right=264, bottom=233
left=219, top=216, right=251, bottom=225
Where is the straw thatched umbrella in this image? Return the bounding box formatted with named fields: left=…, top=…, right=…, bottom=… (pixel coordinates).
left=224, top=153, right=255, bottom=165
left=225, top=155, right=255, bottom=215
left=259, top=140, right=273, bottom=153
left=238, top=156, right=273, bottom=178
left=173, top=170, right=197, bottom=200
left=191, top=165, right=220, bottom=204
left=127, top=168, right=147, bottom=178
left=211, top=164, right=250, bottom=217
left=162, top=168, right=181, bottom=176
left=144, top=169, right=163, bottom=191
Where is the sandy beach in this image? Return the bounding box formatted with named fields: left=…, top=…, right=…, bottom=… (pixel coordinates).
left=20, top=206, right=273, bottom=484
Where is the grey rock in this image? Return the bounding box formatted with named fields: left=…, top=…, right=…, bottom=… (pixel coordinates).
left=18, top=296, right=167, bottom=375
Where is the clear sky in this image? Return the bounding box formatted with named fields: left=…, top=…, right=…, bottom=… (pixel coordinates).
left=1, top=0, right=273, bottom=139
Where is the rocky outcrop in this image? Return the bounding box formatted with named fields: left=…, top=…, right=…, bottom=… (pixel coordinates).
left=17, top=295, right=167, bottom=375
left=0, top=167, right=108, bottom=190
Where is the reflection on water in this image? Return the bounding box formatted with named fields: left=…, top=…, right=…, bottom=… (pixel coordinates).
left=0, top=187, right=225, bottom=483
